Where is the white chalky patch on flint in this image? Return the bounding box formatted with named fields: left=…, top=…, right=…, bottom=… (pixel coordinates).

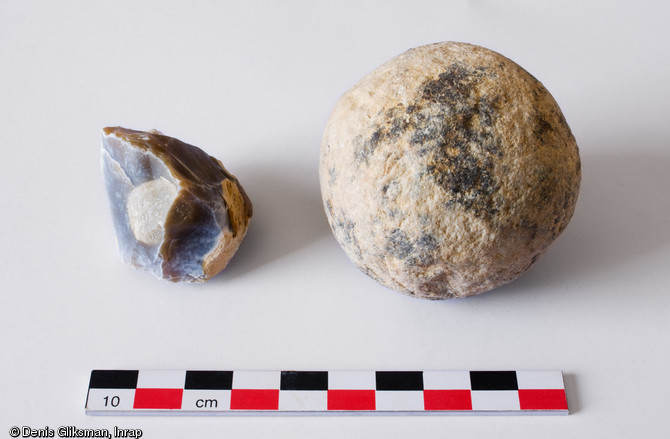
left=127, top=177, right=178, bottom=245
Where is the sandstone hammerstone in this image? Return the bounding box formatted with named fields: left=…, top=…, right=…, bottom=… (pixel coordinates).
left=319, top=42, right=581, bottom=299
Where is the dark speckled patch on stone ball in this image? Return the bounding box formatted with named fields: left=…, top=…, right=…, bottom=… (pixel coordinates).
left=325, top=199, right=364, bottom=262
left=355, top=106, right=409, bottom=166
left=359, top=62, right=504, bottom=218
left=421, top=63, right=489, bottom=104
left=412, top=64, right=503, bottom=218
left=408, top=234, right=438, bottom=267
left=385, top=228, right=440, bottom=269
left=386, top=229, right=413, bottom=259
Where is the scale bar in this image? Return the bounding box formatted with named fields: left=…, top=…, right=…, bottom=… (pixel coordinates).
left=86, top=370, right=568, bottom=415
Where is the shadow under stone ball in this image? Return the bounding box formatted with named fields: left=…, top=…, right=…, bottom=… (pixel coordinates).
left=319, top=42, right=581, bottom=299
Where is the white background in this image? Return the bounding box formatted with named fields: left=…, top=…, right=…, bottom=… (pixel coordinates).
left=1, top=0, right=669, bottom=437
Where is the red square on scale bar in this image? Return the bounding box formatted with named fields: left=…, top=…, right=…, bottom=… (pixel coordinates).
left=423, top=389, right=472, bottom=410
left=327, top=390, right=376, bottom=411
left=230, top=389, right=279, bottom=410
left=133, top=388, right=183, bottom=409
left=518, top=389, right=568, bottom=410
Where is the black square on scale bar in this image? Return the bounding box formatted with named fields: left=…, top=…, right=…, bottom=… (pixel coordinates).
left=469, top=371, right=518, bottom=390
left=89, top=370, right=138, bottom=389
left=375, top=371, right=424, bottom=391
left=185, top=371, right=233, bottom=390
left=280, top=371, right=328, bottom=390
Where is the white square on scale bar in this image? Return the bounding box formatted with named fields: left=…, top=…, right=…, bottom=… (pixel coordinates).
left=471, top=391, right=520, bottom=411
left=423, top=370, right=471, bottom=390
left=232, top=370, right=281, bottom=389
left=327, top=371, right=376, bottom=390
left=181, top=390, right=231, bottom=411
left=278, top=391, right=328, bottom=411
left=516, top=370, right=565, bottom=389
left=375, top=391, right=424, bottom=411
left=136, top=370, right=185, bottom=389
left=86, top=388, right=136, bottom=411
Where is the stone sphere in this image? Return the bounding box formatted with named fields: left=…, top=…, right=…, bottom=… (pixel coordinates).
left=319, top=42, right=581, bottom=299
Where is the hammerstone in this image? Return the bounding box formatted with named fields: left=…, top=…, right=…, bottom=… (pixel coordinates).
left=319, top=42, right=581, bottom=299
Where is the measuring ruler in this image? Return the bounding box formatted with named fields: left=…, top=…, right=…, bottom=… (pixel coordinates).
left=86, top=369, right=568, bottom=415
